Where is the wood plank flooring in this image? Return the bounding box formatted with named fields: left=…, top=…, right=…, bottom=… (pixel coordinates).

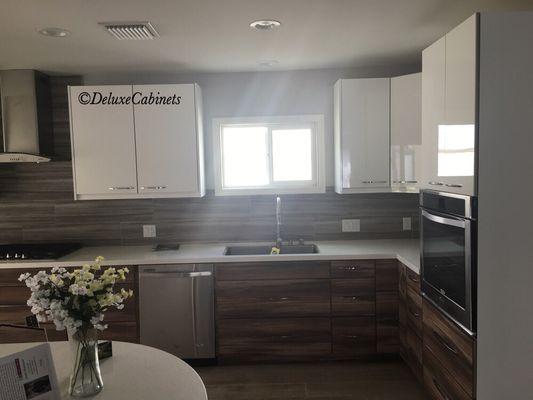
left=195, top=360, right=429, bottom=400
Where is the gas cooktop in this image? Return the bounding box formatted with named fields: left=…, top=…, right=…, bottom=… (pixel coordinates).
left=0, top=243, right=82, bottom=261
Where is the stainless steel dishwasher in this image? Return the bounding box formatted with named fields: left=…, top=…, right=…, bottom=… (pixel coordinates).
left=139, top=264, right=215, bottom=359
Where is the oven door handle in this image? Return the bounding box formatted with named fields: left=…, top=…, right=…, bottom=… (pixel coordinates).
left=421, top=209, right=466, bottom=228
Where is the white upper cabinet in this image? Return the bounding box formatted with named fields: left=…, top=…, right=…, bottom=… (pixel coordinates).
left=69, top=84, right=205, bottom=200
left=420, top=37, right=446, bottom=193
left=133, top=84, right=204, bottom=197
left=334, top=78, right=390, bottom=193
left=69, top=85, right=138, bottom=196
left=421, top=14, right=477, bottom=196
left=390, top=73, right=422, bottom=192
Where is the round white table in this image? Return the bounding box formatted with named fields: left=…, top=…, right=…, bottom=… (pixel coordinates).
left=0, top=341, right=208, bottom=400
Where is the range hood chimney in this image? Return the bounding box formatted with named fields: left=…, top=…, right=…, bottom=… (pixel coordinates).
left=0, top=70, right=53, bottom=163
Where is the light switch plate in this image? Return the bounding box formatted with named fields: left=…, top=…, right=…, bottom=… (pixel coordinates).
left=342, top=219, right=360, bottom=232
left=143, top=225, right=157, bottom=238
left=402, top=217, right=412, bottom=231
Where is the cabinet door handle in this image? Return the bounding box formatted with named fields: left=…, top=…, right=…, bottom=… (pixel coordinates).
left=394, top=180, right=418, bottom=184
left=341, top=266, right=359, bottom=271
left=445, top=183, right=463, bottom=188
left=433, top=330, right=459, bottom=355
left=341, top=334, right=359, bottom=339
left=362, top=180, right=387, bottom=184
left=408, top=274, right=419, bottom=283
left=140, top=185, right=168, bottom=190
left=268, top=297, right=291, bottom=302
left=280, top=335, right=298, bottom=340
left=343, top=296, right=358, bottom=301
left=108, top=186, right=135, bottom=190
left=428, top=181, right=444, bottom=186
left=432, top=378, right=452, bottom=400
left=408, top=306, right=420, bottom=319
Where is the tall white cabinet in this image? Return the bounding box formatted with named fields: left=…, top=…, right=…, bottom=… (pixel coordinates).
left=390, top=73, right=422, bottom=192
left=420, top=15, right=477, bottom=195
left=69, top=84, right=205, bottom=200
left=334, top=78, right=391, bottom=193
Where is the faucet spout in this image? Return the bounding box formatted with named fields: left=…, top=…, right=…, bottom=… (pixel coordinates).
left=275, top=196, right=282, bottom=247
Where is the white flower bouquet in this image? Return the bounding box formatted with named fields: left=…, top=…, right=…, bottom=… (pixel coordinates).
left=18, top=256, right=133, bottom=397
left=19, top=256, right=133, bottom=334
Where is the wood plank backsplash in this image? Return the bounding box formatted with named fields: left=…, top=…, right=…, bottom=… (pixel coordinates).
left=0, top=161, right=418, bottom=245
left=0, top=76, right=419, bottom=245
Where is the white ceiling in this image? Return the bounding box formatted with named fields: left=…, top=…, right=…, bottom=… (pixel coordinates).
left=1, top=0, right=532, bottom=75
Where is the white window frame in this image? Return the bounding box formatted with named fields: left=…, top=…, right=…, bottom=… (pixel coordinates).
left=213, top=115, right=326, bottom=196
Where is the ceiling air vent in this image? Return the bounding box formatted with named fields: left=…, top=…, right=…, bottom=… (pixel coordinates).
left=100, top=21, right=159, bottom=40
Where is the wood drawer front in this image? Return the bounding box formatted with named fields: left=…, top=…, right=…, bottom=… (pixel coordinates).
left=399, top=298, right=407, bottom=327
left=0, top=305, right=32, bottom=324
left=0, top=286, right=31, bottom=305
left=423, top=300, right=474, bottom=397
left=216, top=279, right=330, bottom=318
left=376, top=260, right=399, bottom=292
left=376, top=291, right=399, bottom=354
left=424, top=346, right=472, bottom=400
left=216, top=261, right=330, bottom=281
left=41, top=323, right=68, bottom=342
left=331, top=279, right=375, bottom=316
left=406, top=268, right=421, bottom=293
left=406, top=287, right=423, bottom=336
left=332, top=317, right=376, bottom=356
left=399, top=263, right=407, bottom=300
left=330, top=260, right=375, bottom=279
left=217, top=318, right=331, bottom=363
left=0, top=268, right=42, bottom=286
left=405, top=326, right=423, bottom=382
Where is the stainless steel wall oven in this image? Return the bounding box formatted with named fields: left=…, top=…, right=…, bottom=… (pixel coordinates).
left=420, top=190, right=477, bottom=334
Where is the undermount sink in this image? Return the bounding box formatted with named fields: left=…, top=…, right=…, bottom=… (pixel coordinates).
left=223, top=244, right=319, bottom=256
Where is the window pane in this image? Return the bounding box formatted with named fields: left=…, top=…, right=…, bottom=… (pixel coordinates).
left=438, top=124, right=475, bottom=177
left=222, top=126, right=269, bottom=187
left=272, top=129, right=313, bottom=182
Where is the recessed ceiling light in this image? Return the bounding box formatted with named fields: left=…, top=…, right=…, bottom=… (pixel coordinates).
left=38, top=27, right=71, bottom=37
left=250, top=20, right=281, bottom=30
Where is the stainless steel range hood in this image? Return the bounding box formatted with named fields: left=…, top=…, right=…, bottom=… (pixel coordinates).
left=0, top=70, right=54, bottom=163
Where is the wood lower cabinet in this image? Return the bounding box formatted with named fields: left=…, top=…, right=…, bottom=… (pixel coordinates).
left=216, top=259, right=396, bottom=363
left=423, top=299, right=475, bottom=398
left=0, top=266, right=139, bottom=344
left=424, top=345, right=471, bottom=400
left=217, top=318, right=331, bottom=363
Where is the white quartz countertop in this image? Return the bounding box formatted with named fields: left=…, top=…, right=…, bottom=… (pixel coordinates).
left=0, top=239, right=420, bottom=273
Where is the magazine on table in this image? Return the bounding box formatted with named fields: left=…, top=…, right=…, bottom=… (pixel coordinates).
left=0, top=343, right=60, bottom=400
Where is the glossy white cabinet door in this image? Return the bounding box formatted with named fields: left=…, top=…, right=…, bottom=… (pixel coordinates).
left=69, top=85, right=138, bottom=198
left=439, top=14, right=477, bottom=195
left=391, top=73, right=422, bottom=192
left=445, top=14, right=477, bottom=125
left=334, top=78, right=390, bottom=193
left=133, top=84, right=204, bottom=197
left=420, top=37, right=446, bottom=192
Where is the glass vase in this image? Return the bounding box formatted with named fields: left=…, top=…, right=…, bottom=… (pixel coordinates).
left=68, top=328, right=103, bottom=397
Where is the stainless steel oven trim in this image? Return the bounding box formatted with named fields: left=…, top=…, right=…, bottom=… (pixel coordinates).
left=420, top=207, right=474, bottom=334
left=420, top=189, right=474, bottom=219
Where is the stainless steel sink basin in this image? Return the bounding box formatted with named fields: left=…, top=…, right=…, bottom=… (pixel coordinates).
left=224, top=244, right=319, bottom=256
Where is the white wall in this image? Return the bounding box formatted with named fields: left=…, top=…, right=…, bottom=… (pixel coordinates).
left=477, top=12, right=533, bottom=400
left=83, top=64, right=419, bottom=189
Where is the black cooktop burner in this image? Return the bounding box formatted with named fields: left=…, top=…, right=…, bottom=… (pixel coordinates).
left=0, top=243, right=82, bottom=261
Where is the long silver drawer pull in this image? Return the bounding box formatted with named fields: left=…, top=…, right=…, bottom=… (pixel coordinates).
left=428, top=181, right=444, bottom=186
left=142, top=270, right=212, bottom=277
left=108, top=186, right=135, bottom=190
left=342, top=266, right=359, bottom=271
left=432, top=330, right=459, bottom=355
left=432, top=378, right=451, bottom=400
left=394, top=180, right=418, bottom=184
left=268, top=297, right=291, bottom=301
left=341, top=335, right=359, bottom=339
left=140, top=186, right=168, bottom=190
left=362, top=180, right=387, bottom=184
left=343, top=296, right=358, bottom=301
left=445, top=183, right=463, bottom=188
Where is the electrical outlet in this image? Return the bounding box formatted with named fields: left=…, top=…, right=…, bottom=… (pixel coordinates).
left=143, top=225, right=157, bottom=238
left=342, top=219, right=360, bottom=232
left=402, top=217, right=412, bottom=231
